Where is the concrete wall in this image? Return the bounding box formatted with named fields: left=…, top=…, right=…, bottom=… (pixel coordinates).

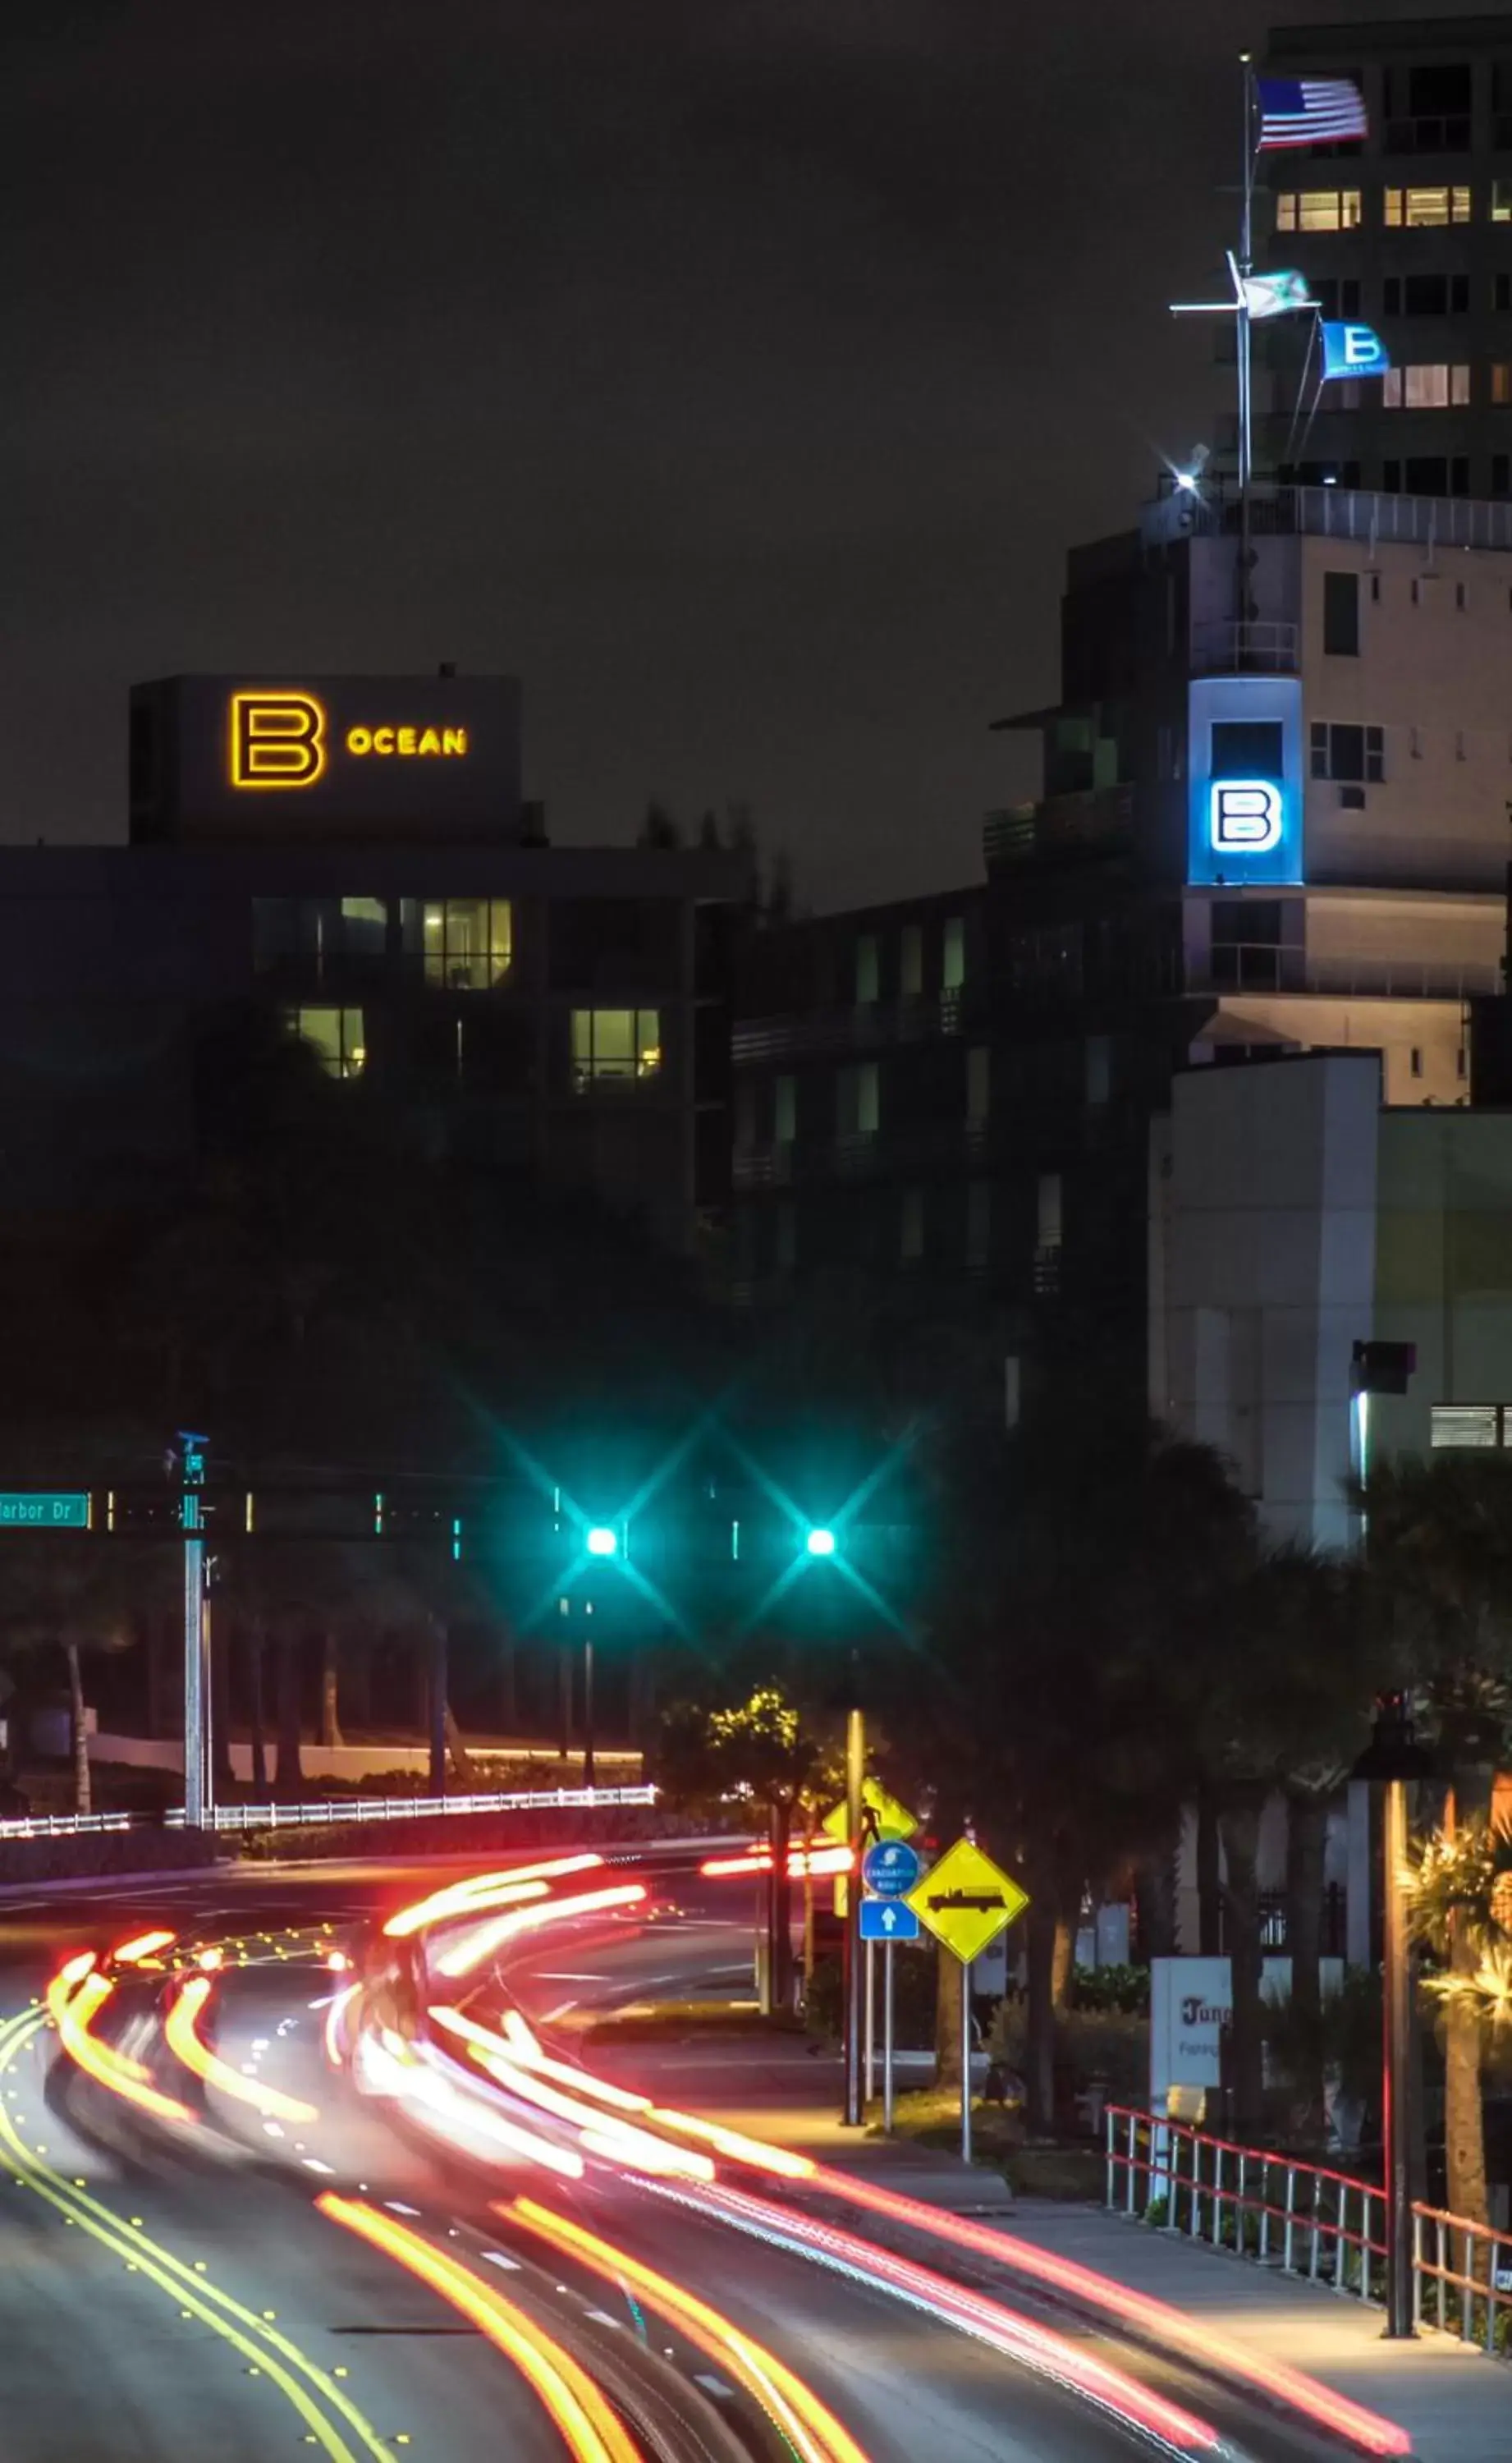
left=1300, top=534, right=1512, bottom=892
left=1151, top=1053, right=1381, bottom=1546
left=1368, top=1105, right=1512, bottom=1458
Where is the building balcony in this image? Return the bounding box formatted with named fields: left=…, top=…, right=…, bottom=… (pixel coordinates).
left=733, top=1117, right=990, bottom=1190
left=1189, top=617, right=1299, bottom=677
left=983, top=785, right=1134, bottom=871
left=1144, top=479, right=1512, bottom=556
left=1195, top=943, right=1501, bottom=999
left=732, top=991, right=961, bottom=1066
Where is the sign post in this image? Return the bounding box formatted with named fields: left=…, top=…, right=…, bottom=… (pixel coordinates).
left=862, top=1836, right=923, bottom=2125
left=178, top=1433, right=211, bottom=1832
left=907, top=1837, right=1029, bottom=2164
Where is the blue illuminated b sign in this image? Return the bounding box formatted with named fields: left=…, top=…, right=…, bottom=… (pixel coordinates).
left=1210, top=779, right=1283, bottom=855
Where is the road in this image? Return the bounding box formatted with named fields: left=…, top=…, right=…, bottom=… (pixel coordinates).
left=0, top=1846, right=1383, bottom=2463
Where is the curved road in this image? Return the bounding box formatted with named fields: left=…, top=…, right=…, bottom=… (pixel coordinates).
left=0, top=1847, right=1382, bottom=2463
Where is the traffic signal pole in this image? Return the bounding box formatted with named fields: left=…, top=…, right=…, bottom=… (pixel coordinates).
left=178, top=1433, right=211, bottom=1831
left=841, top=1695, right=865, bottom=2126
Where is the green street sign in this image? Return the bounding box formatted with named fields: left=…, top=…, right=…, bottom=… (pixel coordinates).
left=0, top=1493, right=90, bottom=1530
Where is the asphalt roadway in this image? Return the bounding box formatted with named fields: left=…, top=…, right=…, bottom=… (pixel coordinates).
left=0, top=1846, right=1391, bottom=2463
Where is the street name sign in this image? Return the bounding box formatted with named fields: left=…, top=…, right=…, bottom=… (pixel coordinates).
left=906, top=1837, right=1029, bottom=1965
left=862, top=1837, right=921, bottom=1899
left=859, top=1898, right=921, bottom=1942
left=0, top=1493, right=89, bottom=1530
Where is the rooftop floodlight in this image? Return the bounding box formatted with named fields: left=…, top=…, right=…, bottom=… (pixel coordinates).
left=805, top=1527, right=836, bottom=1557
left=585, top=1525, right=618, bottom=1558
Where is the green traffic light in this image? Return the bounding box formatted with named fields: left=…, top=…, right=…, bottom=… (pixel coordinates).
left=805, top=1527, right=836, bottom=1557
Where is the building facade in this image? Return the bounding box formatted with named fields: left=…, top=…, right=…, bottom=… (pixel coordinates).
left=1259, top=16, right=1512, bottom=495
left=0, top=674, right=740, bottom=1251
left=734, top=480, right=1512, bottom=1404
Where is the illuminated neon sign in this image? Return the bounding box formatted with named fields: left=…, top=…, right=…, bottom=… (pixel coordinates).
left=230, top=691, right=326, bottom=789
left=346, top=725, right=468, bottom=758
left=229, top=692, right=470, bottom=787
left=1209, top=779, right=1283, bottom=855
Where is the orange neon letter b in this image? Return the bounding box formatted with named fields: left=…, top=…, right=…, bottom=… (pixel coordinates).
left=230, top=692, right=327, bottom=789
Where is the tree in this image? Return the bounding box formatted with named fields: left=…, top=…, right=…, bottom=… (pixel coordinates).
left=1408, top=1817, right=1512, bottom=2231
left=1363, top=1454, right=1512, bottom=2224
left=653, top=1682, right=829, bottom=2009
left=0, top=1539, right=173, bottom=1813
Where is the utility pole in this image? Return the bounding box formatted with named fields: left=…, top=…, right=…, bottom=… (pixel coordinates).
left=177, top=1432, right=211, bottom=1830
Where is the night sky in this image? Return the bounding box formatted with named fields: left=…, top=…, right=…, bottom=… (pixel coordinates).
left=3, top=2, right=1462, bottom=906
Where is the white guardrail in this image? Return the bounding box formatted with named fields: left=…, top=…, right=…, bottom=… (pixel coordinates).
left=0, top=1786, right=657, bottom=1842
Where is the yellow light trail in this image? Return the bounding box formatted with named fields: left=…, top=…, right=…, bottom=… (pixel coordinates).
left=319, top=2195, right=641, bottom=2463
left=164, top=1976, right=320, bottom=2125
left=0, top=2010, right=392, bottom=2462
left=511, top=2197, right=872, bottom=2463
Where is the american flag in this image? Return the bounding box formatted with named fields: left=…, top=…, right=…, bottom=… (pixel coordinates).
left=1256, top=75, right=1368, bottom=151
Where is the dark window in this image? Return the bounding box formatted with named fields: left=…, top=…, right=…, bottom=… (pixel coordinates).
left=1212, top=719, right=1283, bottom=778
left=1451, top=273, right=1469, bottom=313
left=1409, top=65, right=1471, bottom=117
left=1323, top=570, right=1360, bottom=655
left=1495, top=454, right=1512, bottom=496
left=1329, top=722, right=1364, bottom=781
left=1453, top=456, right=1471, bottom=496
left=1383, top=276, right=1400, bottom=316
left=1317, top=277, right=1341, bottom=318
left=1404, top=273, right=1448, bottom=316
left=1342, top=277, right=1361, bottom=319
left=1212, top=899, right=1282, bottom=944
left=1383, top=460, right=1402, bottom=493
left=1404, top=456, right=1450, bottom=495
left=1497, top=274, right=1512, bottom=314
left=1311, top=722, right=1386, bottom=783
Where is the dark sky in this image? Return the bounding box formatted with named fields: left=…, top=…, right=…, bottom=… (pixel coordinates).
left=2, top=1, right=1467, bottom=907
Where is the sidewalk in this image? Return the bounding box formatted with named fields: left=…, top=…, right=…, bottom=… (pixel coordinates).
left=591, top=2026, right=1507, bottom=2463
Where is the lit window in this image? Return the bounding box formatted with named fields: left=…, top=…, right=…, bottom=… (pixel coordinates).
left=570, top=1008, right=662, bottom=1089
left=1382, top=364, right=1468, bottom=409
left=836, top=1061, right=880, bottom=1137
left=1495, top=365, right=1512, bottom=405
left=418, top=899, right=512, bottom=990
left=1276, top=191, right=1361, bottom=232
left=966, top=1044, right=991, bottom=1123
left=1430, top=1405, right=1499, bottom=1448
left=1494, top=181, right=1512, bottom=222
left=855, top=933, right=880, bottom=1004
left=284, top=1007, right=365, bottom=1080
left=1037, top=1172, right=1063, bottom=1252
left=1384, top=186, right=1471, bottom=227
left=942, top=915, right=966, bottom=990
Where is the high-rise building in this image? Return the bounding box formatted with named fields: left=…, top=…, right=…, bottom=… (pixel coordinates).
left=734, top=478, right=1510, bottom=1407
left=1258, top=16, right=1512, bottom=494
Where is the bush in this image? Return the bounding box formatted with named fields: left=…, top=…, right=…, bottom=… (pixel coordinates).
left=987, top=1997, right=1148, bottom=2103
left=235, top=1803, right=703, bottom=1861
left=1072, top=1963, right=1150, bottom=2015
left=0, top=1827, right=218, bottom=1885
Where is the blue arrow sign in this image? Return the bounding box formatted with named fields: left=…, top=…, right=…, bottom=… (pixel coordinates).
left=862, top=1838, right=921, bottom=1900
left=860, top=1898, right=921, bottom=1942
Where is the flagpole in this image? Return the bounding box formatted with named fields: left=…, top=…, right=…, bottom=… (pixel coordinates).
left=1238, top=52, right=1256, bottom=631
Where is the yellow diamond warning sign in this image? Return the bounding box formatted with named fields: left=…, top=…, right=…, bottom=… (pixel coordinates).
left=905, top=1837, right=1029, bottom=1966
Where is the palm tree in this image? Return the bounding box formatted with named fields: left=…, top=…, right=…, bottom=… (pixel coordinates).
left=1408, top=1814, right=1512, bottom=2233
left=1363, top=1455, right=1512, bottom=2225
